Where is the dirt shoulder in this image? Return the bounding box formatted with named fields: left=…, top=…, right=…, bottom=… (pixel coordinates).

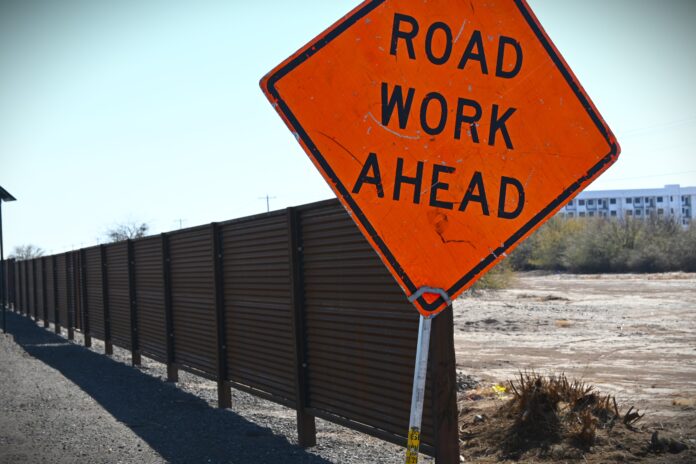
left=453, top=272, right=696, bottom=462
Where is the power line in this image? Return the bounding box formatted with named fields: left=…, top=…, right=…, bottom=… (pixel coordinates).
left=620, top=116, right=696, bottom=138
left=599, top=170, right=696, bottom=183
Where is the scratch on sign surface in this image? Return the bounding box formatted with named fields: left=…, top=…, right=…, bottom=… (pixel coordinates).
left=366, top=112, right=421, bottom=140
left=317, top=131, right=362, bottom=166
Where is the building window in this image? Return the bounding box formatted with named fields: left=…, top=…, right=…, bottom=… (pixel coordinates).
left=568, top=200, right=574, bottom=206
left=579, top=199, right=585, bottom=206
left=670, top=196, right=674, bottom=201
left=635, top=198, right=642, bottom=204
left=636, top=210, right=642, bottom=216
left=626, top=211, right=633, bottom=216
left=610, top=211, right=617, bottom=217
left=567, top=212, right=574, bottom=218
left=626, top=198, right=632, bottom=204
left=658, top=209, right=664, bottom=215
left=589, top=212, right=595, bottom=217
left=588, top=199, right=594, bottom=206
left=610, top=198, right=616, bottom=204
left=657, top=196, right=663, bottom=203
left=579, top=212, right=586, bottom=217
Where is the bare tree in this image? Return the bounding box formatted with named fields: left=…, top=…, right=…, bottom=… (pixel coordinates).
left=10, top=244, right=44, bottom=260
left=105, top=222, right=149, bottom=243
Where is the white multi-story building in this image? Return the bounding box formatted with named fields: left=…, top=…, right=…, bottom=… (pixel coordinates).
left=558, top=184, right=696, bottom=226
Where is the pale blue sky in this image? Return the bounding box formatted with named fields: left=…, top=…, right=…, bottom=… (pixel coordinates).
left=1, top=0, right=695, bottom=254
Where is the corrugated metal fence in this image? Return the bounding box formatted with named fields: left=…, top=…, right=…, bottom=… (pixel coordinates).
left=1, top=199, right=458, bottom=462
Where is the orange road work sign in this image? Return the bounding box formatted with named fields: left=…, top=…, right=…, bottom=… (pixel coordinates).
left=261, top=0, right=620, bottom=317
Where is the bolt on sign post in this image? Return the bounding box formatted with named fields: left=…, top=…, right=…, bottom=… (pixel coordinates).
left=261, top=0, right=619, bottom=461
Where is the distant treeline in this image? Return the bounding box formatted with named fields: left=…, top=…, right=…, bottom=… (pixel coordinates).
left=507, top=216, right=696, bottom=273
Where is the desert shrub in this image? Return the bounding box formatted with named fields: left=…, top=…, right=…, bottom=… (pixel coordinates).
left=471, top=260, right=516, bottom=291
left=508, top=215, right=694, bottom=273
left=676, top=222, right=696, bottom=271
left=527, top=217, right=584, bottom=270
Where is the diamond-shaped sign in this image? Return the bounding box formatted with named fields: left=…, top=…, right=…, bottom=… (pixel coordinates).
left=261, top=0, right=619, bottom=317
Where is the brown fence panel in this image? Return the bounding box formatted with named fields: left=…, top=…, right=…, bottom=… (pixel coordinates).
left=84, top=247, right=104, bottom=339
left=27, top=259, right=36, bottom=318
left=35, top=258, right=45, bottom=322
left=67, top=252, right=76, bottom=332
left=55, top=254, right=68, bottom=327
left=72, top=252, right=82, bottom=331
left=133, top=236, right=167, bottom=362
left=24, top=259, right=31, bottom=315
left=105, top=242, right=130, bottom=349
left=299, top=201, right=436, bottom=448
left=17, top=260, right=24, bottom=314
left=45, top=257, right=56, bottom=322
left=221, top=212, right=296, bottom=403
left=169, top=226, right=217, bottom=377
left=5, top=259, right=15, bottom=310
left=17, top=260, right=23, bottom=312
left=12, top=260, right=19, bottom=312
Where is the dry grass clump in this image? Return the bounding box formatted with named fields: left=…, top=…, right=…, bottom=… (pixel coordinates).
left=502, top=372, right=641, bottom=454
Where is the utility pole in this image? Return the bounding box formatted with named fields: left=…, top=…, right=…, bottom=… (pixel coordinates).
left=259, top=195, right=276, bottom=213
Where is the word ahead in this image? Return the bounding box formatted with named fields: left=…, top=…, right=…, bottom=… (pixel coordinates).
left=352, top=153, right=525, bottom=219
left=261, top=0, right=619, bottom=316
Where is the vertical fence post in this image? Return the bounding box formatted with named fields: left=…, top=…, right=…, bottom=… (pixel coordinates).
left=162, top=233, right=178, bottom=382
left=287, top=207, right=317, bottom=447
left=21, top=260, right=26, bottom=315
left=7, top=259, right=12, bottom=313
left=127, top=239, right=141, bottom=366
left=11, top=259, right=17, bottom=312
left=66, top=253, right=74, bottom=340
left=24, top=260, right=29, bottom=317
left=53, top=256, right=60, bottom=334
left=9, top=260, right=13, bottom=313
left=13, top=261, right=17, bottom=315
left=73, top=251, right=81, bottom=332
left=30, top=260, right=35, bottom=319
left=41, top=257, right=48, bottom=327
left=32, top=260, right=38, bottom=320
left=101, top=245, right=113, bottom=355
left=80, top=249, right=91, bottom=347
left=15, top=260, right=22, bottom=314
left=429, top=305, right=459, bottom=464
left=212, top=223, right=231, bottom=408
left=24, top=260, right=30, bottom=318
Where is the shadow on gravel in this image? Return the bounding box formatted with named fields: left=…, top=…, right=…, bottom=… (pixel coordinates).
left=5, top=312, right=332, bottom=464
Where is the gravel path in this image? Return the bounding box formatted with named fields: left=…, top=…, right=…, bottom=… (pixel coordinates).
left=0, top=311, right=433, bottom=464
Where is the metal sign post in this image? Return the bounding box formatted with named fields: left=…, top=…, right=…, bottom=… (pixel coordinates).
left=405, top=314, right=432, bottom=463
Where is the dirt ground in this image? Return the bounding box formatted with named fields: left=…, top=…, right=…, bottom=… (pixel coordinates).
left=1, top=272, right=694, bottom=463
left=453, top=272, right=696, bottom=462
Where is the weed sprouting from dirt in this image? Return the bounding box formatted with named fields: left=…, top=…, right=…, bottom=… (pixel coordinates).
left=503, top=372, right=627, bottom=452
left=459, top=372, right=652, bottom=461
